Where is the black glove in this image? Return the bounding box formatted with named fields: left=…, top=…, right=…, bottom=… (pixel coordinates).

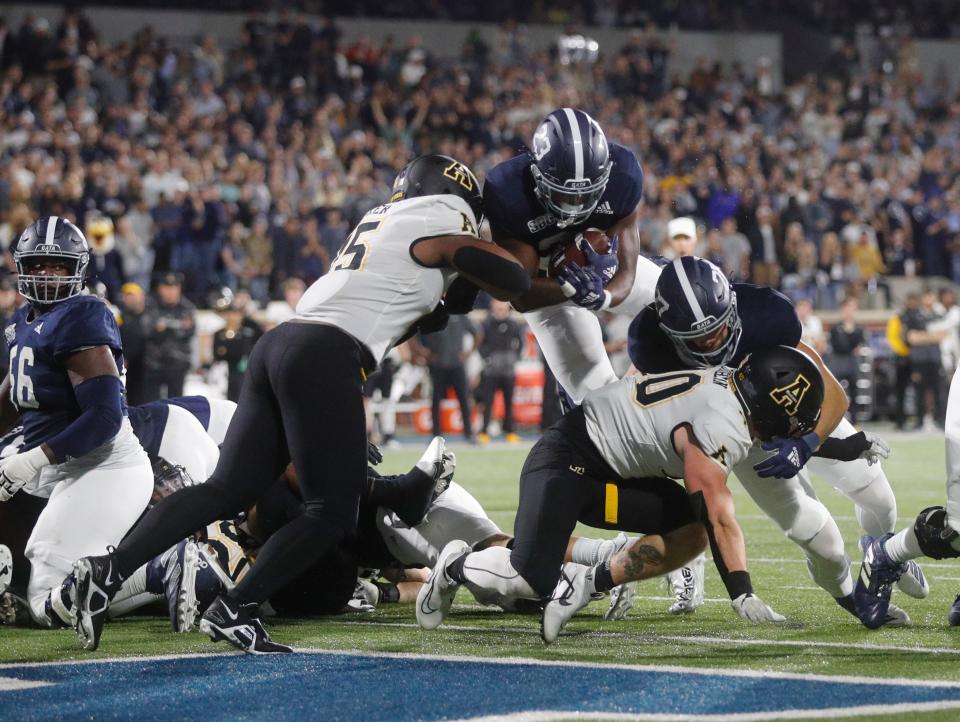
left=443, top=277, right=481, bottom=315
left=417, top=301, right=451, bottom=335
left=367, top=440, right=383, bottom=466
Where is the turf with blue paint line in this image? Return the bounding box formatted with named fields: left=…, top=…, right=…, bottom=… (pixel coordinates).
left=3, top=652, right=960, bottom=720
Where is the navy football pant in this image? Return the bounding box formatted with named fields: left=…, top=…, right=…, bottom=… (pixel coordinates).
left=115, top=322, right=369, bottom=605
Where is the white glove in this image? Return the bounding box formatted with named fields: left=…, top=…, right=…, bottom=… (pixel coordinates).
left=861, top=431, right=890, bottom=466
left=0, top=446, right=49, bottom=502
left=731, top=593, right=786, bottom=623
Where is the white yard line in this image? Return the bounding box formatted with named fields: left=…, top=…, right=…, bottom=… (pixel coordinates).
left=337, top=619, right=960, bottom=657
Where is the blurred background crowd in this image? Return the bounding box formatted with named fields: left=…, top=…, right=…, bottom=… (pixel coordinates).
left=1, top=2, right=960, bottom=436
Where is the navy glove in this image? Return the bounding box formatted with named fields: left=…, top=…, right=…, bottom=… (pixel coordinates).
left=367, top=440, right=383, bottom=466
left=753, top=433, right=820, bottom=479
left=579, top=233, right=619, bottom=284
left=558, top=262, right=611, bottom=310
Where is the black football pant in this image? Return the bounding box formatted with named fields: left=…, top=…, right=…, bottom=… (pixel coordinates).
left=479, top=371, right=516, bottom=434
left=429, top=364, right=473, bottom=438
left=142, top=367, right=186, bottom=401
left=510, top=409, right=698, bottom=598
left=114, top=322, right=370, bottom=605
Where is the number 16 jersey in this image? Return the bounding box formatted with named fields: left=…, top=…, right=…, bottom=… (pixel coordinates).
left=582, top=367, right=753, bottom=480
left=294, top=195, right=480, bottom=365
left=5, top=294, right=126, bottom=453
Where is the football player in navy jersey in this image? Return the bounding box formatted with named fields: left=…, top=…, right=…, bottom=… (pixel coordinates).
left=483, top=108, right=662, bottom=405
left=618, top=256, right=924, bottom=625
left=0, top=217, right=154, bottom=628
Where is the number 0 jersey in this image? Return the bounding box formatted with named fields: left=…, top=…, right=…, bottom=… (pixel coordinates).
left=294, top=195, right=479, bottom=364
left=582, top=367, right=753, bottom=480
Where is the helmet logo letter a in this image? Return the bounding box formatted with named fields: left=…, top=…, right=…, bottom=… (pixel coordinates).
left=442, top=161, right=474, bottom=192
left=768, top=374, right=811, bottom=416
left=532, top=125, right=551, bottom=161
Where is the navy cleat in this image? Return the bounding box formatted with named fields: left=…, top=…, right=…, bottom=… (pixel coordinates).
left=949, top=595, right=960, bottom=627
left=854, top=534, right=903, bottom=629
left=73, top=551, right=123, bottom=650
left=198, top=595, right=292, bottom=654
left=159, top=540, right=228, bottom=633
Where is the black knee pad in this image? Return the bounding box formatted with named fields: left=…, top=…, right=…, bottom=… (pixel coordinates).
left=913, top=506, right=960, bottom=560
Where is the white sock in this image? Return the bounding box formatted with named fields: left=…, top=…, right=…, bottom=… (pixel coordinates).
left=109, top=592, right=164, bottom=619
left=459, top=546, right=538, bottom=600
left=570, top=534, right=635, bottom=566
left=883, top=527, right=923, bottom=563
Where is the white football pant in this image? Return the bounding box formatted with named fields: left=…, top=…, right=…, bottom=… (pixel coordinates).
left=376, top=482, right=502, bottom=567
left=160, top=404, right=220, bottom=484
left=204, top=398, right=237, bottom=447
left=25, top=422, right=153, bottom=625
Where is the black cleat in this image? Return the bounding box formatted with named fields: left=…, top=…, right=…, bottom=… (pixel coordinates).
left=949, top=595, right=960, bottom=627
left=199, top=595, right=292, bottom=654
left=73, top=552, right=123, bottom=651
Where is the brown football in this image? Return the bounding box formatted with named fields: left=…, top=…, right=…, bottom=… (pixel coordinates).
left=548, top=228, right=611, bottom=277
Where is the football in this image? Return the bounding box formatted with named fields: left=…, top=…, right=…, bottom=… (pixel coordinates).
left=547, top=228, right=612, bottom=277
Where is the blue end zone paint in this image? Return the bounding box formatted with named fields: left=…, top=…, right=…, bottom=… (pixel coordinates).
left=2, top=651, right=960, bottom=721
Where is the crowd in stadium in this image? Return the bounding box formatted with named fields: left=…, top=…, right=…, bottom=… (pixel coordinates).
left=0, top=8, right=959, bottom=426
left=1, top=9, right=959, bottom=308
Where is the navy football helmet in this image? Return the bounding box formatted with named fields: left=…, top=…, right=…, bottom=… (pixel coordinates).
left=529, top=108, right=612, bottom=228
left=732, top=345, right=824, bottom=442
left=655, top=257, right=742, bottom=367
left=15, top=216, right=90, bottom=305
left=390, top=154, right=483, bottom=227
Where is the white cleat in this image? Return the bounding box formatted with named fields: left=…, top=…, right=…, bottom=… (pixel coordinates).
left=0, top=545, right=11, bottom=596
left=666, top=553, right=705, bottom=614
left=436, top=450, right=456, bottom=498
left=541, top=563, right=595, bottom=645
left=416, top=539, right=471, bottom=630
left=896, top=560, right=929, bottom=599
left=884, top=602, right=912, bottom=627
left=416, top=436, right=446, bottom=479
left=605, top=582, right=634, bottom=621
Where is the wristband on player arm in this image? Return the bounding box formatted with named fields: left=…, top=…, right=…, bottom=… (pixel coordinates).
left=689, top=491, right=754, bottom=599
left=46, top=374, right=124, bottom=463
left=703, top=516, right=754, bottom=599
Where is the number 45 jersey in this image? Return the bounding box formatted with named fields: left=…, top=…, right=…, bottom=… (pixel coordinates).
left=295, top=195, right=479, bottom=364
left=582, top=367, right=753, bottom=480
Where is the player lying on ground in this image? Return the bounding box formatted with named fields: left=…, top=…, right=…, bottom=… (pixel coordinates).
left=416, top=346, right=823, bottom=644
left=71, top=154, right=531, bottom=654
left=609, top=256, right=919, bottom=625
left=855, top=362, right=960, bottom=628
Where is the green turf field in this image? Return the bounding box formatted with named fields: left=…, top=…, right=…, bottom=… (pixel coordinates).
left=3, top=433, right=959, bottom=721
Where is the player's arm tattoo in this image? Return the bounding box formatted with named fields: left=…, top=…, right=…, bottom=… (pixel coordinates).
left=622, top=542, right=664, bottom=579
